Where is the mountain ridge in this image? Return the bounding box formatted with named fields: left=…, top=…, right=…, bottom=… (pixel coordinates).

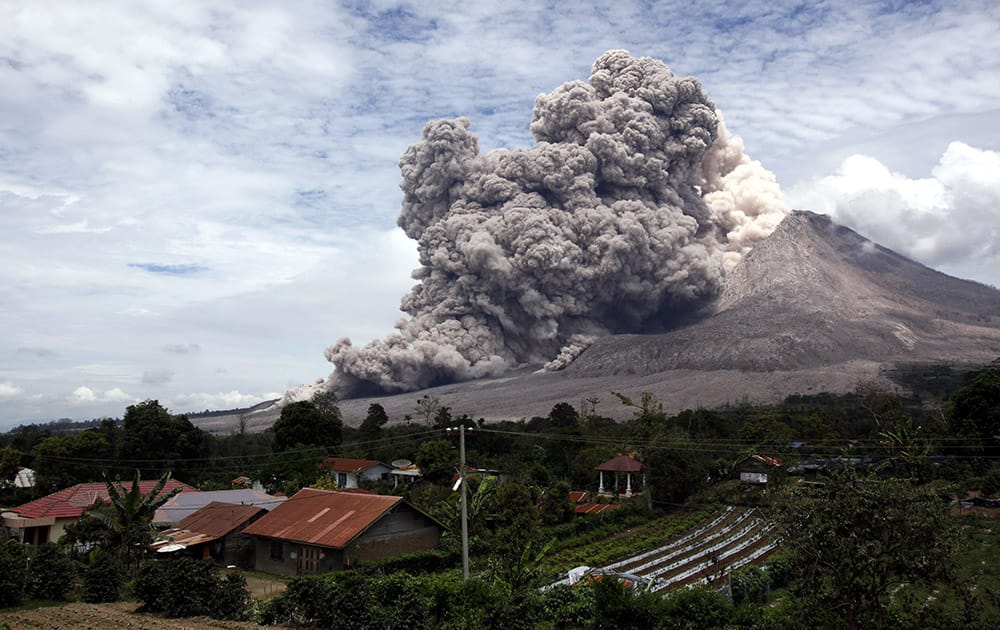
left=191, top=211, right=1000, bottom=433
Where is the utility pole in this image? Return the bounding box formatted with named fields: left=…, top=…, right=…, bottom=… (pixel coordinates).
left=447, top=424, right=471, bottom=580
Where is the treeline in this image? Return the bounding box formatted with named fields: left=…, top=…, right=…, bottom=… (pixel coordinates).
left=3, top=361, right=1000, bottom=504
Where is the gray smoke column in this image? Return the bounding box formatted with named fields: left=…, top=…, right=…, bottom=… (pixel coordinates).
left=324, top=50, right=787, bottom=397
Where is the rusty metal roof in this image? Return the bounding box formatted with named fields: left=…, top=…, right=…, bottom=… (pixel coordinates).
left=151, top=501, right=265, bottom=551
left=318, top=457, right=386, bottom=473
left=595, top=455, right=643, bottom=472
left=576, top=503, right=620, bottom=515
left=746, top=454, right=785, bottom=468
left=242, top=488, right=403, bottom=549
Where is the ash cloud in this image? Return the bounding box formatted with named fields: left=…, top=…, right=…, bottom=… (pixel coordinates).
left=323, top=50, right=787, bottom=397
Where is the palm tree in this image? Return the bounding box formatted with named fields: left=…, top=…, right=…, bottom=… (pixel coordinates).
left=89, top=470, right=183, bottom=577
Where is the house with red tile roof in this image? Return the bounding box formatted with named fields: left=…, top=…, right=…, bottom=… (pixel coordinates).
left=1, top=478, right=198, bottom=545
left=317, top=457, right=393, bottom=489
left=243, top=487, right=443, bottom=576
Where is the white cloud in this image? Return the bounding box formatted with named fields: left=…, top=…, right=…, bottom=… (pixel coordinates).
left=70, top=386, right=97, bottom=403
left=68, top=385, right=136, bottom=405
left=788, top=142, right=1000, bottom=286
left=0, top=382, right=25, bottom=400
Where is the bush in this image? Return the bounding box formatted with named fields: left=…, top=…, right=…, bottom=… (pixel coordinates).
left=356, top=548, right=459, bottom=575
left=81, top=550, right=122, bottom=603
left=25, top=543, right=75, bottom=600
left=731, top=565, right=771, bottom=605
left=134, top=558, right=251, bottom=620
left=0, top=535, right=26, bottom=608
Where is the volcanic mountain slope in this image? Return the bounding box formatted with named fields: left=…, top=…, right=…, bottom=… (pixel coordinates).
left=193, top=211, right=1000, bottom=433
left=565, top=210, right=1000, bottom=376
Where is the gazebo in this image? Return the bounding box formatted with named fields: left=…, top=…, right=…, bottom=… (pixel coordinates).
left=596, top=454, right=644, bottom=498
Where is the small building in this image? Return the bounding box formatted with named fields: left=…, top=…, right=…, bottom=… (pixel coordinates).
left=243, top=488, right=443, bottom=576
left=2, top=478, right=199, bottom=545
left=737, top=455, right=786, bottom=485
left=153, top=488, right=284, bottom=526
left=318, top=458, right=394, bottom=489
left=596, top=455, right=645, bottom=497
left=151, top=501, right=266, bottom=566
left=14, top=467, right=35, bottom=489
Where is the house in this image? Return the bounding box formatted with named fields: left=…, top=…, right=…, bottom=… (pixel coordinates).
left=596, top=454, right=645, bottom=497
left=2, top=478, right=199, bottom=545
left=243, top=488, right=444, bottom=576
left=150, top=501, right=266, bottom=566
left=317, top=457, right=394, bottom=488
left=737, top=455, right=786, bottom=485
left=153, top=488, right=284, bottom=525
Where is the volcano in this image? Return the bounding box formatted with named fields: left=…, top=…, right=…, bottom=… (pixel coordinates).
left=194, top=211, right=1000, bottom=432
left=566, top=210, right=1000, bottom=376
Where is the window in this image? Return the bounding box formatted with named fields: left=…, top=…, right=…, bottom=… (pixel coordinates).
left=269, top=541, right=283, bottom=561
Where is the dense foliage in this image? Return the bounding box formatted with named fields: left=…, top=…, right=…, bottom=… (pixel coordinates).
left=134, top=558, right=252, bottom=620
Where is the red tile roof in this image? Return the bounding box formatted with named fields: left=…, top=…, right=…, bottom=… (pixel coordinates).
left=13, top=479, right=199, bottom=520
left=595, top=455, right=643, bottom=472
left=243, top=488, right=404, bottom=549
left=318, top=457, right=385, bottom=473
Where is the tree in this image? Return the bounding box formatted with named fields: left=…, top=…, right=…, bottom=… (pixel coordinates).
left=773, top=468, right=957, bottom=629
left=950, top=365, right=1000, bottom=453
left=415, top=395, right=441, bottom=427
left=539, top=480, right=576, bottom=526
left=359, top=403, right=389, bottom=444
left=548, top=402, right=580, bottom=429
left=272, top=400, right=343, bottom=452
left=120, top=400, right=208, bottom=477
left=89, top=470, right=184, bottom=577
left=415, top=439, right=457, bottom=484
left=32, top=429, right=112, bottom=490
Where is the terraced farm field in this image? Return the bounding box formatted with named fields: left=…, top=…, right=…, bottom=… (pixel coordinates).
left=549, top=506, right=780, bottom=593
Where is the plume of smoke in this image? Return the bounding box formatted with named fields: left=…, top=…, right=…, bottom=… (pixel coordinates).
left=323, top=50, right=788, bottom=398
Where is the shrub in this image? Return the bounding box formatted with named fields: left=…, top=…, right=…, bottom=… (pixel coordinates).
left=81, top=550, right=122, bottom=603
left=134, top=558, right=251, bottom=620
left=731, top=565, right=771, bottom=605
left=0, top=535, right=26, bottom=608
left=356, top=548, right=458, bottom=575
left=25, top=543, right=75, bottom=600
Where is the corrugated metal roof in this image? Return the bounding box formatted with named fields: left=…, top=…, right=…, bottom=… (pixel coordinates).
left=749, top=455, right=784, bottom=468
left=576, top=503, right=620, bottom=515
left=13, top=479, right=198, bottom=520
left=242, top=488, right=402, bottom=549
left=151, top=501, right=265, bottom=550
left=318, top=457, right=386, bottom=473
left=595, top=455, right=643, bottom=472
left=154, top=488, right=284, bottom=524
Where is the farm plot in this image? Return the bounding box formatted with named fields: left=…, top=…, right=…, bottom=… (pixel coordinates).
left=0, top=601, right=266, bottom=629
left=548, top=506, right=780, bottom=593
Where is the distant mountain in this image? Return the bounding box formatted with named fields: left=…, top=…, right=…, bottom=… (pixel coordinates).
left=567, top=210, right=1000, bottom=375
left=192, top=211, right=1000, bottom=433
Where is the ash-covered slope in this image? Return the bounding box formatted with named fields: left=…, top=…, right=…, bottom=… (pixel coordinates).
left=565, top=211, right=1000, bottom=376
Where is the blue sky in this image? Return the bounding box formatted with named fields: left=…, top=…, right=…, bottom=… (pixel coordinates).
left=2, top=0, right=999, bottom=428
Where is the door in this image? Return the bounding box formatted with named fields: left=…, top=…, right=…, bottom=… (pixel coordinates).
left=297, top=545, right=321, bottom=575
